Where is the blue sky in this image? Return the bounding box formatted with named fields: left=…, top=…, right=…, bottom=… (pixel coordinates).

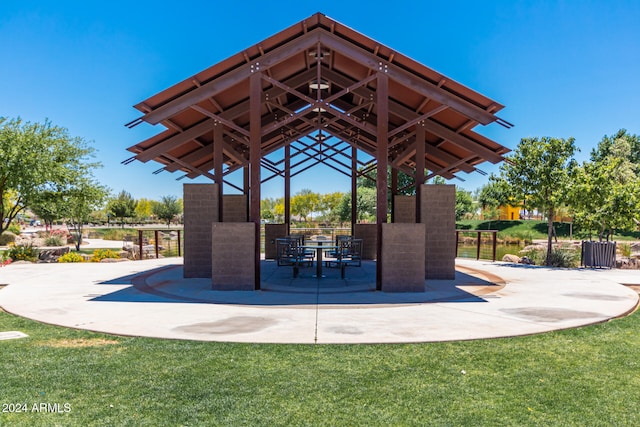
left=1, top=1, right=639, bottom=201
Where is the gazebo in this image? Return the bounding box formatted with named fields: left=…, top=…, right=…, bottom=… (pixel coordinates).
left=125, top=12, right=511, bottom=291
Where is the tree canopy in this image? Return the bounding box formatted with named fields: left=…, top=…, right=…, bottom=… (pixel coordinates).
left=152, top=195, right=183, bottom=228
left=500, top=136, right=577, bottom=265
left=108, top=191, right=137, bottom=227
left=570, top=131, right=640, bottom=240
left=0, top=117, right=101, bottom=233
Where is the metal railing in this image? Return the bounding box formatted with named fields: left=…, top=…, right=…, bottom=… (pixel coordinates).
left=129, top=229, right=182, bottom=260
left=456, top=229, right=499, bottom=261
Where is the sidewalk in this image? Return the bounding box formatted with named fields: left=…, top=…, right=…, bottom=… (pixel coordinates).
left=0, top=258, right=638, bottom=344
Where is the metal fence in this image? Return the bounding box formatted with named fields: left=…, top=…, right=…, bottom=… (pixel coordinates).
left=455, top=230, right=499, bottom=261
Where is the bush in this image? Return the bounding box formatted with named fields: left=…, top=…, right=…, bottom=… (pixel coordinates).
left=7, top=223, right=21, bottom=234
left=1, top=250, right=12, bottom=266
left=89, top=249, right=121, bottom=262
left=522, top=247, right=579, bottom=268
left=619, top=243, right=632, bottom=258
left=101, top=229, right=134, bottom=241
left=6, top=245, right=39, bottom=262
left=0, top=231, right=16, bottom=246
left=58, top=252, right=85, bottom=263
left=44, top=235, right=65, bottom=246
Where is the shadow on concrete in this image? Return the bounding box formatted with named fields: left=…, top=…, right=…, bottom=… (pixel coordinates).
left=90, top=260, right=501, bottom=306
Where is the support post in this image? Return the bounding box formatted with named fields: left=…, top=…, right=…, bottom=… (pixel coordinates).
left=415, top=124, right=426, bottom=222
left=284, top=144, right=291, bottom=233
left=376, top=72, right=389, bottom=291
left=250, top=71, right=262, bottom=289
left=351, top=145, right=357, bottom=235
left=214, top=123, right=224, bottom=222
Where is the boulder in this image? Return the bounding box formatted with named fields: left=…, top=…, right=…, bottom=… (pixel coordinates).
left=38, top=246, right=70, bottom=263
left=502, top=254, right=521, bottom=263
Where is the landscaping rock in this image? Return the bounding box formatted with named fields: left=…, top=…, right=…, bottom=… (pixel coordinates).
left=99, top=258, right=129, bottom=263
left=38, top=246, right=70, bottom=263
left=502, top=254, right=521, bottom=263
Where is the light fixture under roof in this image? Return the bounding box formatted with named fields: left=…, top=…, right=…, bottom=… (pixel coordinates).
left=312, top=106, right=327, bottom=113
left=309, top=79, right=329, bottom=90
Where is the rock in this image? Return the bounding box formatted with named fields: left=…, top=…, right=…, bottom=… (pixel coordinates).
left=38, top=246, right=70, bottom=262
left=520, top=256, right=535, bottom=265
left=99, top=258, right=129, bottom=263
left=502, top=254, right=521, bottom=263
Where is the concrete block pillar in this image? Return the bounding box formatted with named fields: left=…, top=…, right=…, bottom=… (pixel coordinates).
left=381, top=223, right=426, bottom=292
left=354, top=224, right=377, bottom=260
left=183, top=184, right=219, bottom=278
left=212, top=223, right=256, bottom=290
left=393, top=195, right=416, bottom=223
left=264, top=224, right=288, bottom=259
left=223, top=194, right=248, bottom=222
left=420, top=184, right=456, bottom=279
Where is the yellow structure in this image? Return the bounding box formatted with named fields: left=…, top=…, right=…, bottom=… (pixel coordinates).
left=482, top=205, right=521, bottom=220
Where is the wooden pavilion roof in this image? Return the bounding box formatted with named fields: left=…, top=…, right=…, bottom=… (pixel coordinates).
left=125, top=12, right=511, bottom=184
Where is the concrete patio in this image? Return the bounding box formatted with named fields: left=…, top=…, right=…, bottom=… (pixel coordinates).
left=0, top=258, right=638, bottom=344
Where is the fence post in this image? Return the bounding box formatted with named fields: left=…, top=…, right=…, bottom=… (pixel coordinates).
left=154, top=230, right=159, bottom=259
left=476, top=231, right=481, bottom=260
left=492, top=231, right=497, bottom=261
left=455, top=230, right=459, bottom=257
left=138, top=229, right=143, bottom=260
left=177, top=230, right=182, bottom=257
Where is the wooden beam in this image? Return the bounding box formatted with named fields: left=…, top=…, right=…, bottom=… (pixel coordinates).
left=318, top=31, right=499, bottom=126
left=141, top=29, right=322, bottom=125
left=421, top=119, right=503, bottom=164
left=136, top=119, right=217, bottom=162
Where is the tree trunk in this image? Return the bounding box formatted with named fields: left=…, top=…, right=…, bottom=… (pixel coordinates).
left=546, top=208, right=554, bottom=266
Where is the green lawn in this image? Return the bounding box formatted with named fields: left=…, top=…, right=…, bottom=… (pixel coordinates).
left=457, top=219, right=640, bottom=242
left=1, top=307, right=639, bottom=426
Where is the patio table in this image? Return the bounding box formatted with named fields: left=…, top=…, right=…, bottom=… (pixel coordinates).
left=301, top=243, right=338, bottom=278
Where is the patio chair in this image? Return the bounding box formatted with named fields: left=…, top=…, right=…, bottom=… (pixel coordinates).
left=288, top=234, right=315, bottom=262
left=327, top=238, right=363, bottom=279
left=275, top=238, right=310, bottom=278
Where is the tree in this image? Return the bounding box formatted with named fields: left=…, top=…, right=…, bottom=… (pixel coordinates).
left=477, top=176, right=511, bottom=211
left=152, top=195, right=182, bottom=228
left=318, top=192, right=345, bottom=224
left=108, top=191, right=137, bottom=227
left=0, top=117, right=100, bottom=234
left=500, top=136, right=577, bottom=266
left=135, top=198, right=155, bottom=222
left=337, top=187, right=377, bottom=223
left=30, top=190, right=66, bottom=230
left=455, top=189, right=474, bottom=221
left=590, top=129, right=640, bottom=165
left=64, top=179, right=109, bottom=250
left=290, top=189, right=320, bottom=222
left=570, top=135, right=640, bottom=240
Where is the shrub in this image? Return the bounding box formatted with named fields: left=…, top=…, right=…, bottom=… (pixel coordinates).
left=522, top=247, right=579, bottom=268
left=7, top=223, right=21, bottom=234
left=0, top=231, right=17, bottom=246
left=89, top=249, right=121, bottom=262
left=58, top=252, right=85, bottom=263
left=101, top=229, right=132, bottom=241
left=44, top=235, right=65, bottom=246
left=6, top=245, right=39, bottom=262
left=1, top=250, right=12, bottom=266
left=619, top=243, right=632, bottom=258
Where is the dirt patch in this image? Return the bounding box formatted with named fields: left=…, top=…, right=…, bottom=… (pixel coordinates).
left=38, top=338, right=120, bottom=348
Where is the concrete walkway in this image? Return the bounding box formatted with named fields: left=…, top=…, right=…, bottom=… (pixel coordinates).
left=0, top=258, right=638, bottom=344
